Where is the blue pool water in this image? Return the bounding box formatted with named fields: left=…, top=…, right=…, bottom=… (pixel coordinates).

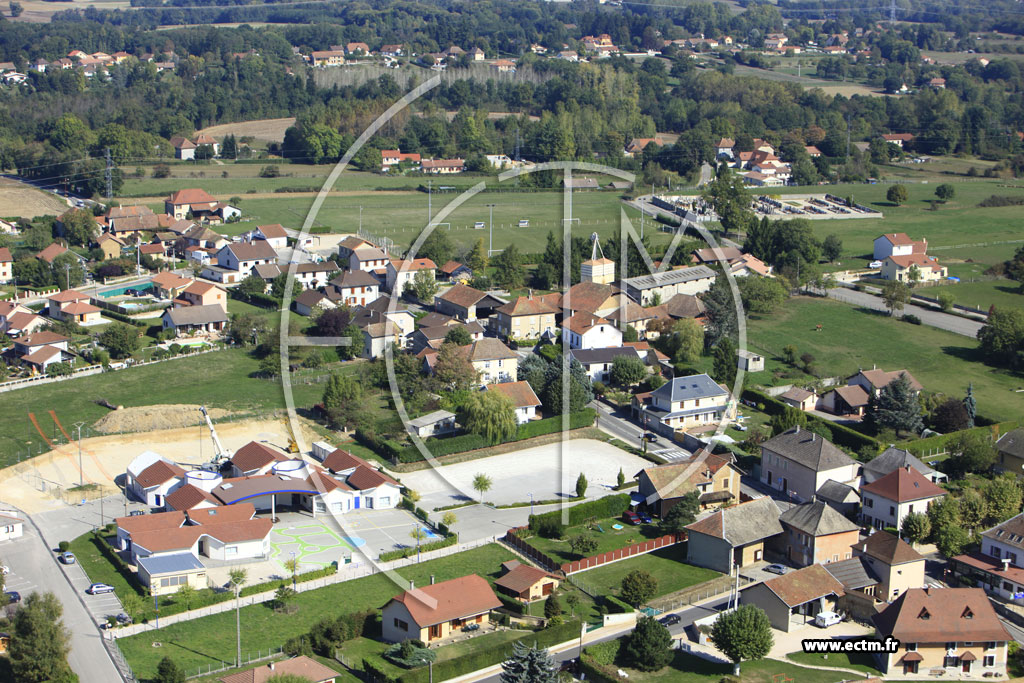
left=100, top=282, right=155, bottom=298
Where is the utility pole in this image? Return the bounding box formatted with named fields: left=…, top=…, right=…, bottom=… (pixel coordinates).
left=889, top=0, right=896, bottom=25
left=104, top=147, right=113, bottom=199
left=73, top=422, right=85, bottom=487
left=845, top=113, right=851, bottom=161
left=486, top=203, right=496, bottom=255
left=65, top=263, right=70, bottom=290
left=427, top=180, right=432, bottom=224
left=640, top=197, right=645, bottom=239
left=358, top=206, right=363, bottom=233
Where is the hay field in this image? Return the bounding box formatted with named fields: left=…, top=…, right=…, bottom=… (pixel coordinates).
left=0, top=178, right=69, bottom=218
left=198, top=117, right=296, bottom=143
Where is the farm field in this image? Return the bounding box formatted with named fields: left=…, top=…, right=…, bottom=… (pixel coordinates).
left=744, top=296, right=1024, bottom=422
left=0, top=177, right=70, bottom=218
left=197, top=116, right=296, bottom=143
left=117, top=544, right=517, bottom=680
left=731, top=63, right=884, bottom=97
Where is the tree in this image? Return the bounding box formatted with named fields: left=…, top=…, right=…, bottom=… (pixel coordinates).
left=934, top=525, right=970, bottom=558
left=565, top=592, right=580, bottom=617
left=569, top=534, right=598, bottom=557
left=886, top=184, right=908, bottom=206
left=229, top=568, right=248, bottom=666
left=977, top=308, right=1024, bottom=369
left=9, top=592, right=74, bottom=683
left=624, top=615, right=673, bottom=672
left=575, top=472, right=588, bottom=498
left=99, top=322, right=141, bottom=359
left=984, top=474, right=1023, bottom=523
left=153, top=657, right=186, bottom=683
left=409, top=269, right=439, bottom=302
left=458, top=390, right=517, bottom=443
left=935, top=184, right=955, bottom=202
left=58, top=208, right=97, bottom=246
left=175, top=583, right=196, bottom=612
left=609, top=354, right=646, bottom=387
left=433, top=341, right=478, bottom=391
left=710, top=604, right=774, bottom=675
left=472, top=473, right=492, bottom=502
left=152, top=164, right=171, bottom=178
left=441, top=511, right=458, bottom=527
left=931, top=397, right=970, bottom=433
left=959, top=488, right=988, bottom=532
left=617, top=468, right=626, bottom=488
left=907, top=265, right=922, bottom=289
left=543, top=591, right=561, bottom=618
left=712, top=337, right=737, bottom=389
left=704, top=167, right=754, bottom=234
left=9, top=2, right=23, bottom=17
left=274, top=585, right=297, bottom=612
left=660, top=318, right=703, bottom=364
left=660, top=491, right=700, bottom=533
left=52, top=252, right=84, bottom=288
left=499, top=640, right=559, bottom=683
left=491, top=244, right=525, bottom=290
left=927, top=495, right=962, bottom=535
left=620, top=569, right=657, bottom=607
left=881, top=281, right=911, bottom=316
left=417, top=230, right=456, bottom=268
left=865, top=373, right=923, bottom=437
left=738, top=275, right=787, bottom=313
left=466, top=238, right=488, bottom=274
left=901, top=511, right=930, bottom=544
left=237, top=274, right=267, bottom=298
left=943, top=431, right=997, bottom=478
left=322, top=373, right=364, bottom=430
left=701, top=275, right=738, bottom=348
left=443, top=326, right=472, bottom=346
left=770, top=407, right=807, bottom=435
left=822, top=234, right=843, bottom=262
left=284, top=558, right=299, bottom=590
left=937, top=291, right=955, bottom=312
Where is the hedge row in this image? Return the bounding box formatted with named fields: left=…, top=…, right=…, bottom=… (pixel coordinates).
left=395, top=620, right=582, bottom=683
left=239, top=564, right=337, bottom=598
left=528, top=493, right=631, bottom=532
left=742, top=388, right=879, bottom=452
left=228, top=288, right=280, bottom=310
left=604, top=595, right=635, bottom=614
left=392, top=409, right=597, bottom=463
left=378, top=533, right=457, bottom=562
left=99, top=309, right=149, bottom=327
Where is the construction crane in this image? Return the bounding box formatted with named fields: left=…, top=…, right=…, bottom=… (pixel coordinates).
left=199, top=405, right=231, bottom=465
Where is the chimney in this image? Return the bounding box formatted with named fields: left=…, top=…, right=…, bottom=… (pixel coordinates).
left=794, top=424, right=800, bottom=434
left=269, top=662, right=275, bottom=671
left=905, top=465, right=911, bottom=472
left=528, top=289, right=533, bottom=299
left=430, top=575, right=435, bottom=585
left=811, top=432, right=816, bottom=442
left=409, top=580, right=414, bottom=590
left=1003, top=558, right=1012, bottom=572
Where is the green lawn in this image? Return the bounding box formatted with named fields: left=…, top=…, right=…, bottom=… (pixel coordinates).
left=118, top=544, right=517, bottom=680
left=0, top=348, right=322, bottom=467
left=587, top=648, right=855, bottom=683
left=928, top=277, right=1023, bottom=313
left=745, top=295, right=1024, bottom=422
left=574, top=545, right=719, bottom=600
left=786, top=650, right=883, bottom=674
left=523, top=517, right=667, bottom=564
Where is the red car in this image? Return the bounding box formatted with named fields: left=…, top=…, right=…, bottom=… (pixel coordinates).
left=623, top=510, right=641, bottom=525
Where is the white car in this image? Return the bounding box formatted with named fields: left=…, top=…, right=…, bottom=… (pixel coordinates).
left=0, top=565, right=8, bottom=575
left=814, top=611, right=842, bottom=628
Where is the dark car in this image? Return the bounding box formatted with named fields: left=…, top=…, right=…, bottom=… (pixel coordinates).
left=659, top=614, right=681, bottom=626
left=4, top=591, right=20, bottom=604
left=115, top=613, right=132, bottom=625
left=128, top=510, right=145, bottom=517
left=623, top=510, right=641, bottom=525
left=638, top=511, right=653, bottom=524
left=644, top=433, right=658, bottom=443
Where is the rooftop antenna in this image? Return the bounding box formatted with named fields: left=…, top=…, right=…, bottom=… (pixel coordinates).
left=589, top=232, right=604, bottom=261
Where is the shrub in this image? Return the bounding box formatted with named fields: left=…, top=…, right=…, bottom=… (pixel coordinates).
left=529, top=493, right=631, bottom=532
left=535, top=516, right=565, bottom=539
left=58, top=541, right=70, bottom=552
left=902, top=314, right=922, bottom=325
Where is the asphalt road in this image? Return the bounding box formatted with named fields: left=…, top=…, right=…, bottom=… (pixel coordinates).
left=1, top=509, right=124, bottom=682
left=827, top=287, right=984, bottom=338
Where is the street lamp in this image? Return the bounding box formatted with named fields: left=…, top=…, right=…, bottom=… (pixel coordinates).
left=72, top=421, right=85, bottom=487
left=528, top=492, right=534, bottom=517
left=486, top=203, right=496, bottom=255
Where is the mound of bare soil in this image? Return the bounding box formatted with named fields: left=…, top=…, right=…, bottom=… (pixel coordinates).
left=93, top=404, right=233, bottom=434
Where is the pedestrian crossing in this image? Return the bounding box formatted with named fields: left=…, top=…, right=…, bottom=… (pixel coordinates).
left=650, top=448, right=691, bottom=462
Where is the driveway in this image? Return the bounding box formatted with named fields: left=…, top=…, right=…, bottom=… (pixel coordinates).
left=399, top=438, right=651, bottom=510
left=827, top=287, right=984, bottom=338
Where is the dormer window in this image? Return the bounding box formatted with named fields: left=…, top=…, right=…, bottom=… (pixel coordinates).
left=918, top=608, right=930, bottom=620
left=962, top=607, right=974, bottom=619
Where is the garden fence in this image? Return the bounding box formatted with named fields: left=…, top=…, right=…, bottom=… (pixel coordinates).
left=183, top=647, right=283, bottom=680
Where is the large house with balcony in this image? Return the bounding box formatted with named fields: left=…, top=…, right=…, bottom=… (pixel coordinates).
left=759, top=427, right=860, bottom=504
left=634, top=374, right=732, bottom=436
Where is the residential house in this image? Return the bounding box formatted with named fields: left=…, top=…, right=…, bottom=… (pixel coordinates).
left=380, top=150, right=422, bottom=171
left=852, top=531, right=927, bottom=602
left=216, top=241, right=278, bottom=278
left=0, top=247, right=11, bottom=284
left=624, top=137, right=663, bottom=157
left=161, top=305, right=228, bottom=337
left=570, top=346, right=645, bottom=383
left=165, top=189, right=240, bottom=223
left=246, top=224, right=288, bottom=250
left=46, top=289, right=90, bottom=319
left=562, top=313, right=622, bottom=350
left=435, top=284, right=505, bottom=323
left=715, top=138, right=736, bottom=159
left=292, top=290, right=329, bottom=317
left=12, top=331, right=73, bottom=373
left=0, top=513, right=24, bottom=542
left=135, top=554, right=208, bottom=598
left=420, top=159, right=465, bottom=174
left=691, top=246, right=742, bottom=265
left=410, top=321, right=484, bottom=352
left=779, top=387, right=817, bottom=411
left=636, top=453, right=741, bottom=516
left=778, top=501, right=860, bottom=567
left=139, top=243, right=167, bottom=263
left=491, top=295, right=557, bottom=341
left=685, top=496, right=783, bottom=573
left=348, top=245, right=390, bottom=274
left=345, top=42, right=370, bottom=55
left=557, top=281, right=621, bottom=318
left=485, top=381, right=541, bottom=424
left=292, top=262, right=338, bottom=291
left=381, top=574, right=502, bottom=644
left=386, top=258, right=436, bottom=296
left=494, top=560, right=559, bottom=603
left=635, top=374, right=733, bottom=436
left=729, top=253, right=773, bottom=277
left=329, top=270, right=381, bottom=307
left=863, top=446, right=947, bottom=485
left=407, top=410, right=457, bottom=438
left=848, top=369, right=922, bottom=398
left=622, top=265, right=716, bottom=305
left=177, top=281, right=227, bottom=313
left=151, top=272, right=193, bottom=300
left=759, top=426, right=861, bottom=503
left=996, top=428, right=1024, bottom=476
left=126, top=457, right=185, bottom=507
left=251, top=263, right=282, bottom=291
left=873, top=233, right=927, bottom=261
left=438, top=260, right=472, bottom=283
left=871, top=588, right=1009, bottom=677
left=311, top=50, right=345, bottom=67
left=819, top=384, right=871, bottom=417
left=218, top=656, right=339, bottom=683
left=355, top=295, right=416, bottom=342
left=170, top=136, right=196, bottom=160
left=881, top=133, right=914, bottom=148
left=95, top=233, right=125, bottom=260
left=490, top=59, right=516, bottom=73
left=604, top=301, right=656, bottom=339
left=466, top=338, right=518, bottom=385
left=0, top=301, right=41, bottom=336
left=36, top=242, right=69, bottom=265
left=381, top=45, right=404, bottom=57
left=192, top=134, right=219, bottom=156
left=648, top=293, right=707, bottom=325
left=880, top=253, right=947, bottom=283
left=359, top=320, right=400, bottom=359
left=741, top=564, right=846, bottom=632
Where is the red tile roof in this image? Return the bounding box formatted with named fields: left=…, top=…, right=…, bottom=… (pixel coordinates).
left=0, top=247, right=12, bottom=263
left=387, top=574, right=501, bottom=628
left=36, top=243, right=68, bottom=264
left=438, top=283, right=487, bottom=309
left=762, top=564, right=846, bottom=607
left=218, top=655, right=339, bottom=683
left=872, top=587, right=1010, bottom=643
left=230, top=441, right=290, bottom=473
left=485, top=381, right=541, bottom=409
left=347, top=464, right=398, bottom=490
left=256, top=223, right=288, bottom=239
left=48, top=289, right=90, bottom=303
left=13, top=331, right=70, bottom=347
left=167, top=188, right=218, bottom=205
left=860, top=466, right=946, bottom=503
left=134, top=460, right=186, bottom=488
left=495, top=296, right=558, bottom=317
left=164, top=484, right=217, bottom=511
left=321, top=449, right=367, bottom=472
left=494, top=563, right=555, bottom=594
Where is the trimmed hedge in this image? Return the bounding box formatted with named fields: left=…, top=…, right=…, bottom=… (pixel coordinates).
left=742, top=388, right=879, bottom=452
left=604, top=595, right=635, bottom=614
left=378, top=533, right=457, bottom=562
left=395, top=620, right=582, bottom=683
left=240, top=564, right=337, bottom=597
left=528, top=494, right=631, bottom=533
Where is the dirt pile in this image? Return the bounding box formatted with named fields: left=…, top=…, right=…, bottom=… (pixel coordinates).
left=93, top=404, right=233, bottom=434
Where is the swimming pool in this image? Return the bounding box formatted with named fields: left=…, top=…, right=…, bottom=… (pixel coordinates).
left=100, top=282, right=155, bottom=298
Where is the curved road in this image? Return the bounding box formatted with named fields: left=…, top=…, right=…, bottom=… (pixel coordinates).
left=827, top=287, right=984, bottom=338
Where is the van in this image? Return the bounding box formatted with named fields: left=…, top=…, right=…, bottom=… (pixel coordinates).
left=473, top=221, right=486, bottom=229
left=518, top=219, right=529, bottom=227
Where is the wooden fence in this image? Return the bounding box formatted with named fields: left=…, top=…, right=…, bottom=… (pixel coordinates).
left=560, top=533, right=684, bottom=575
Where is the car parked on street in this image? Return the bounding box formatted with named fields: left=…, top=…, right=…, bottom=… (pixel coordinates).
left=659, top=614, right=681, bottom=626
left=4, top=591, right=21, bottom=604
left=58, top=552, right=76, bottom=564
left=86, top=583, right=115, bottom=595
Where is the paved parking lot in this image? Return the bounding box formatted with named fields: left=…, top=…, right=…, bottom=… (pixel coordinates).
left=400, top=438, right=651, bottom=510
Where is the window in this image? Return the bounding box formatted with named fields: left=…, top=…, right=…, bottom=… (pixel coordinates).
left=394, top=618, right=409, bottom=631
left=1009, top=552, right=1019, bottom=565
left=866, top=498, right=874, bottom=508
left=889, top=506, right=896, bottom=516
left=379, top=496, right=391, bottom=506
left=225, top=546, right=238, bottom=557
left=992, top=546, right=1001, bottom=558
left=985, top=642, right=996, bottom=651
left=984, top=656, right=995, bottom=668
left=946, top=642, right=957, bottom=651
left=1003, top=581, right=1014, bottom=592
left=906, top=643, right=917, bottom=652
left=722, top=479, right=730, bottom=489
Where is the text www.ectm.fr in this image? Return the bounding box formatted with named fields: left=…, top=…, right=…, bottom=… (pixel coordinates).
left=802, top=637, right=901, bottom=654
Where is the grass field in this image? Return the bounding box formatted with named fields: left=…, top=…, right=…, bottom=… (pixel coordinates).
left=928, top=277, right=1023, bottom=312
left=0, top=348, right=321, bottom=467
left=574, top=545, right=719, bottom=600
left=744, top=296, right=1024, bottom=421
left=786, top=650, right=881, bottom=674
left=118, top=544, right=516, bottom=680
left=524, top=517, right=667, bottom=564
left=589, top=648, right=854, bottom=683
left=731, top=63, right=884, bottom=97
